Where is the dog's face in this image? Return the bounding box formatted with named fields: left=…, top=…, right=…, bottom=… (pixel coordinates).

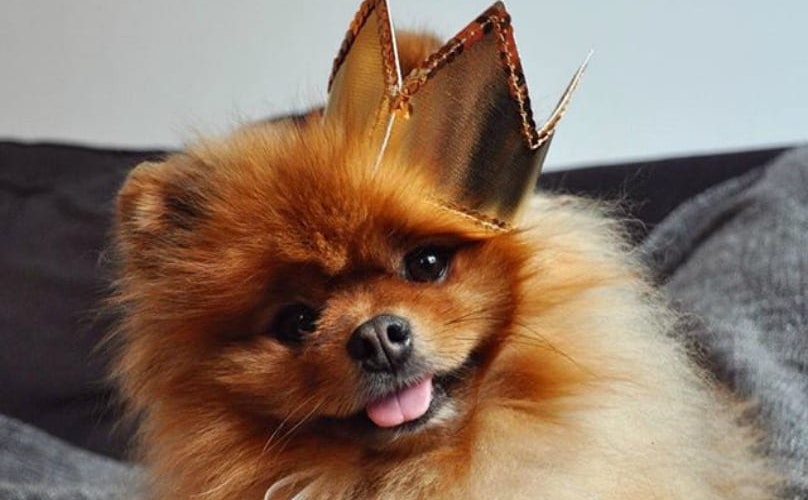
left=115, top=118, right=532, bottom=451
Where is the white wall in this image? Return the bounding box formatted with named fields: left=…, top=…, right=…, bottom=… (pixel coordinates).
left=1, top=0, right=806, bottom=169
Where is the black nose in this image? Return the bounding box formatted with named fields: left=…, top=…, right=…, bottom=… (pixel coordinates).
left=346, top=314, right=412, bottom=372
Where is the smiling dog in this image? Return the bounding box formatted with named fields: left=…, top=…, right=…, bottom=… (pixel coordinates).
left=110, top=1, right=776, bottom=498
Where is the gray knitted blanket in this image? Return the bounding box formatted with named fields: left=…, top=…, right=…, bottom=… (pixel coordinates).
left=642, top=147, right=808, bottom=497
left=0, top=416, right=141, bottom=499
left=1, top=147, right=806, bottom=498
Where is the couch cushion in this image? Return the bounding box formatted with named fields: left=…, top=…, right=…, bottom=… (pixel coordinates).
left=0, top=142, right=164, bottom=458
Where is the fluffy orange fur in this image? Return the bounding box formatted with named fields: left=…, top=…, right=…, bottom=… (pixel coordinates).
left=111, top=35, right=776, bottom=499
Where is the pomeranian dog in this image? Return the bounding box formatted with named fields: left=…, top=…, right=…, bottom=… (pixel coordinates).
left=111, top=1, right=776, bottom=498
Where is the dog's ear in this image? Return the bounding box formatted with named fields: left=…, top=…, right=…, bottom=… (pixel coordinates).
left=115, top=156, right=209, bottom=257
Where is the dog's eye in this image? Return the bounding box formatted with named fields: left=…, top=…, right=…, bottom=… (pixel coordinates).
left=403, top=246, right=452, bottom=283
left=271, top=304, right=318, bottom=343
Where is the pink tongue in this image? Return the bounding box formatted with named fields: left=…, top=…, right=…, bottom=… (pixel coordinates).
left=366, top=377, right=433, bottom=428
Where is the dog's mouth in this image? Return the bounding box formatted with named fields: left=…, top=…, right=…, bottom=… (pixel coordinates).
left=360, top=367, right=464, bottom=433
left=364, top=375, right=435, bottom=428
left=321, top=350, right=481, bottom=439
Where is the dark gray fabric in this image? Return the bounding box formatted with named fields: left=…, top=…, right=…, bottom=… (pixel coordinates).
left=0, top=415, right=141, bottom=499
left=0, top=142, right=155, bottom=459
left=643, top=147, right=808, bottom=497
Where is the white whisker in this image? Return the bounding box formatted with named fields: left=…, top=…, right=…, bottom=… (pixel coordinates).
left=262, top=394, right=318, bottom=454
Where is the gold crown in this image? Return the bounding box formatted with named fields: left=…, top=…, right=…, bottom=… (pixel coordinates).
left=324, top=0, right=588, bottom=229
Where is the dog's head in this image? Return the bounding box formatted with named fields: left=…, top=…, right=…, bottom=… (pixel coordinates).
left=114, top=116, right=540, bottom=451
